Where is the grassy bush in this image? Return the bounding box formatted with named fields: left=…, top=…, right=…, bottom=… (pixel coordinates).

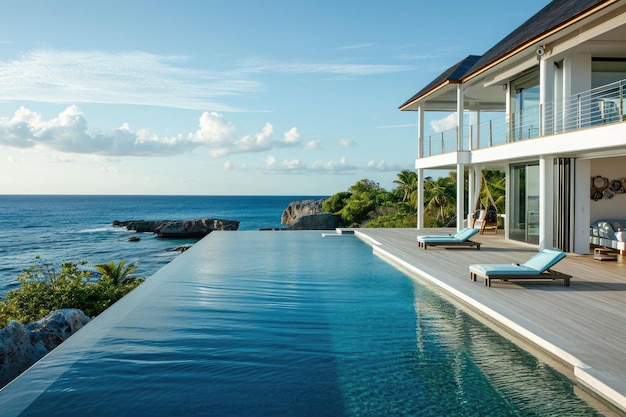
left=0, top=259, right=143, bottom=327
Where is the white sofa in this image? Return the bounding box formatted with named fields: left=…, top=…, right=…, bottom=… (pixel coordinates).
left=590, top=219, right=626, bottom=254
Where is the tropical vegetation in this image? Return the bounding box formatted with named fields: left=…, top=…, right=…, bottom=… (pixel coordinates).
left=0, top=258, right=144, bottom=327
left=322, top=169, right=506, bottom=228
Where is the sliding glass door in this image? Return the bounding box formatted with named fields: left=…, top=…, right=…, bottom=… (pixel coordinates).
left=509, top=163, right=539, bottom=244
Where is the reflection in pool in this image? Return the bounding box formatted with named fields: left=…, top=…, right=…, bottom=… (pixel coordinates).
left=0, top=231, right=605, bottom=416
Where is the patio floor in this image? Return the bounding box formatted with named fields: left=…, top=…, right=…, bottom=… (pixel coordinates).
left=352, top=228, right=626, bottom=415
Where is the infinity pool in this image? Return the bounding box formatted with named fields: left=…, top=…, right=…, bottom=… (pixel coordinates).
left=0, top=231, right=605, bottom=416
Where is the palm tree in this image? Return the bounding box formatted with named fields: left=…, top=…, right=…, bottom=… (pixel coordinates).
left=95, top=260, right=138, bottom=287
left=423, top=174, right=456, bottom=224
left=393, top=169, right=417, bottom=202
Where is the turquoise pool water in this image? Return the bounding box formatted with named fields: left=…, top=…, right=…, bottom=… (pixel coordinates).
left=0, top=231, right=604, bottom=416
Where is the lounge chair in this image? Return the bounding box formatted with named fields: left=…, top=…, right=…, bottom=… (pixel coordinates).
left=469, top=248, right=571, bottom=287
left=417, top=228, right=481, bottom=250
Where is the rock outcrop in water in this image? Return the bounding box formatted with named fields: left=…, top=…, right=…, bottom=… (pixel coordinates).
left=287, top=213, right=341, bottom=230
left=113, top=218, right=240, bottom=238
left=281, top=199, right=341, bottom=230
left=281, top=199, right=326, bottom=226
left=0, top=309, right=90, bottom=388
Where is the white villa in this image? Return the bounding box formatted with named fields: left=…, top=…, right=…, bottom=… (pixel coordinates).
left=401, top=0, right=626, bottom=255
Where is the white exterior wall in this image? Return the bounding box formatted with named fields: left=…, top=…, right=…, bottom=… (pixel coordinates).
left=590, top=156, right=626, bottom=221
left=574, top=159, right=591, bottom=254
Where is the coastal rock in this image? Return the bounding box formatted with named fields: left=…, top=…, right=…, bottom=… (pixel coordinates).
left=287, top=213, right=341, bottom=230
left=156, top=219, right=239, bottom=238
left=281, top=199, right=326, bottom=226
left=0, top=309, right=89, bottom=388
left=0, top=321, right=47, bottom=388
left=113, top=220, right=171, bottom=233
left=113, top=218, right=240, bottom=238
left=26, top=309, right=90, bottom=352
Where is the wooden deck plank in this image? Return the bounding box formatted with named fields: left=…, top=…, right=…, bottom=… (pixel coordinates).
left=353, top=228, right=626, bottom=412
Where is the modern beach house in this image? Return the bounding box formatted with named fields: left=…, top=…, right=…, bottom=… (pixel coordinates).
left=400, top=0, right=626, bottom=255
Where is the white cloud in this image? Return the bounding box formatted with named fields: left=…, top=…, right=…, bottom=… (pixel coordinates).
left=0, top=49, right=414, bottom=112
left=366, top=159, right=410, bottom=172
left=0, top=49, right=258, bottom=111
left=209, top=122, right=274, bottom=157
left=305, top=140, right=320, bottom=150
left=239, top=58, right=413, bottom=76
left=310, top=156, right=357, bottom=173
left=430, top=113, right=457, bottom=133
left=0, top=106, right=315, bottom=158
left=336, top=43, right=375, bottom=51
left=262, top=155, right=357, bottom=174
left=7, top=155, right=24, bottom=163
left=188, top=112, right=236, bottom=145
left=265, top=155, right=277, bottom=166
left=338, top=138, right=355, bottom=147
left=282, top=127, right=301, bottom=144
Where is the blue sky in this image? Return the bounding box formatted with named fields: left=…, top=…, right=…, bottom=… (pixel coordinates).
left=0, top=0, right=548, bottom=195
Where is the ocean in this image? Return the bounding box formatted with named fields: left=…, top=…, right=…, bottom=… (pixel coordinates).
left=0, top=195, right=325, bottom=296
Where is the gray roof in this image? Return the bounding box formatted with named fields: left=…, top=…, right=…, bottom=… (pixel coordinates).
left=399, top=55, right=481, bottom=109
left=400, top=0, right=611, bottom=109
left=466, top=0, right=608, bottom=75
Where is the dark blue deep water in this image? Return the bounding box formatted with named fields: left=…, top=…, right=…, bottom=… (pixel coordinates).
left=0, top=195, right=324, bottom=295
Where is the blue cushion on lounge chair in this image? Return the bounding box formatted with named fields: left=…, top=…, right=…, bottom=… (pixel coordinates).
left=418, top=237, right=458, bottom=243
left=418, top=228, right=478, bottom=242
left=469, top=264, right=537, bottom=276
left=469, top=249, right=566, bottom=276
left=521, top=248, right=566, bottom=272
left=454, top=228, right=479, bottom=241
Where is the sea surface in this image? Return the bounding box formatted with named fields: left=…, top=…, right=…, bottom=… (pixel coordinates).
left=0, top=195, right=324, bottom=295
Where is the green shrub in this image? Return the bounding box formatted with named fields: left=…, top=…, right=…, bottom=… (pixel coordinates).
left=322, top=191, right=352, bottom=213
left=0, top=259, right=143, bottom=327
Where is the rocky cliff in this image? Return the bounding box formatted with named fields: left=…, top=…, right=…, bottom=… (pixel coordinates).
left=281, top=199, right=326, bottom=226
left=287, top=213, right=341, bottom=230
left=281, top=199, right=340, bottom=230
left=0, top=309, right=90, bottom=388
left=113, top=218, right=240, bottom=238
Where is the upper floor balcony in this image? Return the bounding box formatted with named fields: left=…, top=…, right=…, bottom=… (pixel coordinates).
left=422, top=79, right=626, bottom=158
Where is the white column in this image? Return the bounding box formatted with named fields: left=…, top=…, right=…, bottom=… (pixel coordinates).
left=504, top=163, right=510, bottom=239
left=457, top=164, right=465, bottom=231
left=563, top=54, right=592, bottom=128
left=503, top=164, right=509, bottom=239
left=574, top=159, right=591, bottom=254
left=417, top=168, right=424, bottom=229
left=467, top=168, right=474, bottom=227
left=457, top=85, right=464, bottom=151
left=504, top=82, right=511, bottom=143
left=539, top=156, right=554, bottom=250
left=416, top=106, right=424, bottom=229
left=539, top=57, right=554, bottom=136
left=474, top=107, right=481, bottom=150
left=417, top=105, right=424, bottom=158
left=467, top=166, right=482, bottom=226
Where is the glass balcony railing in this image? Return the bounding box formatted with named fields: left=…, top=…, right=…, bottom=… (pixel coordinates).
left=421, top=79, right=626, bottom=157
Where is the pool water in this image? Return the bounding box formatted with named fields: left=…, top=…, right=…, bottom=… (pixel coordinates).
left=0, top=231, right=605, bottom=416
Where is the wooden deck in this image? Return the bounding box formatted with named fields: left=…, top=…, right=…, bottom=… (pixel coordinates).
left=352, top=228, right=626, bottom=415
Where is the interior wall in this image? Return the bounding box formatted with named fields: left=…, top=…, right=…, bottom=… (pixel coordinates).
left=590, top=156, right=626, bottom=221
